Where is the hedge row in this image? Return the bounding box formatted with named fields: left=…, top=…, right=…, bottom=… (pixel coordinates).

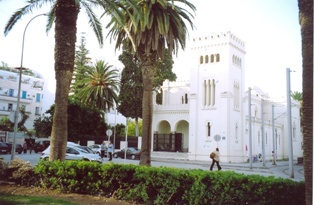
left=30, top=160, right=305, bottom=205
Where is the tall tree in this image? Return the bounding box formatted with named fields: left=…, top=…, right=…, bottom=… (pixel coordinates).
left=118, top=46, right=176, bottom=136
left=75, top=60, right=120, bottom=111
left=72, top=34, right=93, bottom=95
left=34, top=97, right=108, bottom=141
left=107, top=0, right=196, bottom=166
left=298, top=0, right=313, bottom=204
left=4, top=0, right=123, bottom=161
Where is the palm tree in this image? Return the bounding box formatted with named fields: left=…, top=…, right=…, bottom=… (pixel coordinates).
left=297, top=0, right=313, bottom=204
left=75, top=60, right=120, bottom=111
left=3, top=0, right=123, bottom=161
left=107, top=0, right=196, bottom=166
left=291, top=91, right=303, bottom=102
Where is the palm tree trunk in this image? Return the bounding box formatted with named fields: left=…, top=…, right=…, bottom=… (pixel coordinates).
left=49, top=0, right=79, bottom=161
left=139, top=59, right=155, bottom=166
left=298, top=0, right=313, bottom=204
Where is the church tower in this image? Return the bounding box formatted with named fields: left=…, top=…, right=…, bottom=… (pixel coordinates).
left=188, top=31, right=246, bottom=162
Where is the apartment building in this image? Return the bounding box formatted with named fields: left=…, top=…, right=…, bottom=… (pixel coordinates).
left=0, top=67, right=44, bottom=129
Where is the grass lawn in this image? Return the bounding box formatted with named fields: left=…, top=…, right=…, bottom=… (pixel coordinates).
left=0, top=193, right=77, bottom=205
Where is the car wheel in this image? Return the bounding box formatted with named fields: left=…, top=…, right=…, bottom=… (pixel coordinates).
left=18, top=151, right=21, bottom=154
left=113, top=153, right=118, bottom=158
left=131, top=155, right=136, bottom=160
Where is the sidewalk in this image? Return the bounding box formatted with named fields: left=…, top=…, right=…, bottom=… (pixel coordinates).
left=152, top=158, right=305, bottom=182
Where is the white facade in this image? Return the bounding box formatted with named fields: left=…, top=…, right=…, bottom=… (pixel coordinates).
left=0, top=68, right=44, bottom=129
left=152, top=31, right=302, bottom=163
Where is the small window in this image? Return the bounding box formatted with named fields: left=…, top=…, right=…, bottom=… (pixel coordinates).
left=200, top=56, right=204, bottom=64
left=8, top=103, right=13, bottom=111
left=205, top=55, right=209, bottom=63
left=35, top=107, right=40, bottom=115
left=216, top=54, right=220, bottom=62
left=22, top=91, right=27, bottom=99
left=36, top=93, right=41, bottom=102
left=207, top=122, right=211, bottom=137
left=185, top=93, right=188, bottom=104
left=210, top=55, right=214, bottom=63
left=9, top=89, right=14, bottom=97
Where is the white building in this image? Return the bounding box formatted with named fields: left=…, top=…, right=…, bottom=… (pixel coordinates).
left=0, top=68, right=44, bottom=129
left=152, top=31, right=302, bottom=163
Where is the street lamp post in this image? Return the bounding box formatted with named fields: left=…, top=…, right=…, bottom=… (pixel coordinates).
left=248, top=87, right=253, bottom=169
left=286, top=68, right=294, bottom=178
left=11, top=13, right=46, bottom=161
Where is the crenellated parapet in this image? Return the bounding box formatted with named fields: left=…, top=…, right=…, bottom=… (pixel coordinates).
left=190, top=31, right=245, bottom=53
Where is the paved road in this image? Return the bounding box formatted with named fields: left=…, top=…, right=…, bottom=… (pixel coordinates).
left=0, top=152, right=304, bottom=182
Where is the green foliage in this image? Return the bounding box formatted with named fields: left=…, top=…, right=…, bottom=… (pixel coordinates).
left=117, top=46, right=177, bottom=118
left=127, top=120, right=142, bottom=136
left=0, top=116, right=12, bottom=131
left=291, top=91, right=303, bottom=101
left=0, top=106, right=29, bottom=132
left=33, top=97, right=108, bottom=141
left=31, top=161, right=305, bottom=205
left=74, top=60, right=119, bottom=112
left=117, top=47, right=143, bottom=119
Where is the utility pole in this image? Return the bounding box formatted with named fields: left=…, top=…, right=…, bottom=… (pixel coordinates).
left=261, top=99, right=266, bottom=167
left=286, top=68, right=294, bottom=178
left=248, top=87, right=253, bottom=169
left=272, top=105, right=276, bottom=165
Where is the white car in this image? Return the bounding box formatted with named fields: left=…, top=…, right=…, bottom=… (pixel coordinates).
left=40, top=143, right=102, bottom=163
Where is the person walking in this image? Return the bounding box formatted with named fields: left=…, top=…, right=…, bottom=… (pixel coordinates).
left=100, top=141, right=107, bottom=161
left=108, top=141, right=113, bottom=161
left=210, top=148, right=222, bottom=171
left=23, top=141, right=28, bottom=154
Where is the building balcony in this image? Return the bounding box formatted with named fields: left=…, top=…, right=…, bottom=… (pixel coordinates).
left=154, top=103, right=190, bottom=112
left=0, top=94, right=33, bottom=104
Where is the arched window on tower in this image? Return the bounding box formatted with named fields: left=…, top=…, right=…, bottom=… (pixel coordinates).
left=212, top=79, right=216, bottom=106
left=210, top=54, right=214, bottom=63
left=205, top=55, right=209, bottom=63
left=200, top=56, right=204, bottom=64
left=208, top=79, right=211, bottom=106
left=203, top=80, right=207, bottom=106
left=216, top=54, right=220, bottom=62
left=185, top=93, right=188, bottom=104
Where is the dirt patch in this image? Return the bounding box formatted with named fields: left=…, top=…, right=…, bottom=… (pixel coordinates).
left=0, top=181, right=136, bottom=205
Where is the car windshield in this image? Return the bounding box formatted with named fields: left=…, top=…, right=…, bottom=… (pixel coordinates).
left=75, top=147, right=89, bottom=153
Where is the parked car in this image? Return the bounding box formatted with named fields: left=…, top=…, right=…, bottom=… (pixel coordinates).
left=4, top=142, right=23, bottom=154
left=0, top=142, right=10, bottom=154
left=113, top=147, right=141, bottom=160
left=33, top=139, right=50, bottom=153
left=88, top=144, right=108, bottom=156
left=40, top=143, right=102, bottom=163
left=76, top=145, right=95, bottom=154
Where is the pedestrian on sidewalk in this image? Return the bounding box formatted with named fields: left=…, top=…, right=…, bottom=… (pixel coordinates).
left=272, top=151, right=276, bottom=165
left=100, top=141, right=107, bottom=161
left=210, top=148, right=222, bottom=171
left=108, top=141, right=113, bottom=161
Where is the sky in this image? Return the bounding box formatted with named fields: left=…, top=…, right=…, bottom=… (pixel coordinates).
left=0, top=0, right=302, bottom=112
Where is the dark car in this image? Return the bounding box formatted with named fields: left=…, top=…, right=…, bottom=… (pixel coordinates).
left=113, top=147, right=141, bottom=160
left=33, top=139, right=50, bottom=153
left=0, top=142, right=10, bottom=154
left=4, top=143, right=23, bottom=154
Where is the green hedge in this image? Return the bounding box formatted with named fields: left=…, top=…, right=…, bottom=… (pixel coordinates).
left=32, top=160, right=305, bottom=205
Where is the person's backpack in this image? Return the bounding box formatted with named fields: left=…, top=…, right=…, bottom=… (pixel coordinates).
left=210, top=152, right=215, bottom=159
